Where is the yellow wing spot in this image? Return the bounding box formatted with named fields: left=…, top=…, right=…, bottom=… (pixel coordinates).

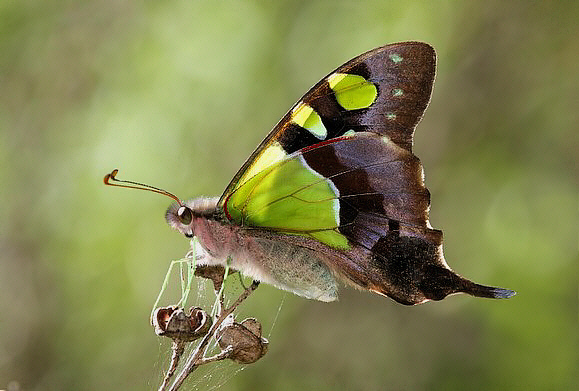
left=327, top=73, right=377, bottom=110
left=237, top=142, right=287, bottom=188
left=291, top=102, right=327, bottom=139
left=327, top=73, right=347, bottom=89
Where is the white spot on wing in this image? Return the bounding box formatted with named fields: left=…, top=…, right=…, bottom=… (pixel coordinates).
left=389, top=52, right=403, bottom=64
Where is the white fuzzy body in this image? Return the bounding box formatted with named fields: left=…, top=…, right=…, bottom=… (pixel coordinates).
left=181, top=207, right=338, bottom=302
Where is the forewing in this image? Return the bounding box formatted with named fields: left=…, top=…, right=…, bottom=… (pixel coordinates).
left=218, top=42, right=436, bottom=207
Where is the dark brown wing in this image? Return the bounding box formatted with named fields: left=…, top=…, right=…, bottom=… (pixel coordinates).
left=218, top=42, right=436, bottom=208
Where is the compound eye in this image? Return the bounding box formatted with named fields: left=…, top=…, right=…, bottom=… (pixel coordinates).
left=177, top=206, right=193, bottom=225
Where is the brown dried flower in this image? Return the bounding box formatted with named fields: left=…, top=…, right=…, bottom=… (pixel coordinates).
left=217, top=316, right=269, bottom=364
left=153, top=306, right=212, bottom=342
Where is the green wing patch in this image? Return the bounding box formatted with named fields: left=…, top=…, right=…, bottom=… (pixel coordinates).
left=327, top=73, right=378, bottom=110
left=223, top=149, right=349, bottom=249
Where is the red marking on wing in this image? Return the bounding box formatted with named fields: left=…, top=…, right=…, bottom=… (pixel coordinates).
left=300, top=135, right=352, bottom=153
left=223, top=192, right=233, bottom=221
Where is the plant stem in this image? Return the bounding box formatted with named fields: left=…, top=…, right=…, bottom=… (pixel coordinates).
left=158, top=340, right=186, bottom=391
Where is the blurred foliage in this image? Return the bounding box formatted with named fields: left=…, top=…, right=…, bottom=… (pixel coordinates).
left=1, top=0, right=577, bottom=390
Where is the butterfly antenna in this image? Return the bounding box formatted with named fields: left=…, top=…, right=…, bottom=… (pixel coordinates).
left=103, top=169, right=183, bottom=205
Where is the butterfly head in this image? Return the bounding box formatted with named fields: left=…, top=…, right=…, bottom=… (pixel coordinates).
left=165, top=197, right=219, bottom=238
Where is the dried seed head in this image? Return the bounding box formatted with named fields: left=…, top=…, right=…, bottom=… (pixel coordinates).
left=153, top=306, right=212, bottom=342
left=217, top=316, right=268, bottom=364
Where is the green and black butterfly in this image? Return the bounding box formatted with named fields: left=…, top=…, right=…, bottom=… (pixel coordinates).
left=108, top=42, right=515, bottom=305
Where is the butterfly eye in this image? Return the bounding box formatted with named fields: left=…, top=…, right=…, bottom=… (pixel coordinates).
left=177, top=206, right=193, bottom=225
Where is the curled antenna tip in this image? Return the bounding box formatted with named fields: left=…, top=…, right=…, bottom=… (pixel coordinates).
left=103, top=168, right=182, bottom=204
left=103, top=169, right=119, bottom=185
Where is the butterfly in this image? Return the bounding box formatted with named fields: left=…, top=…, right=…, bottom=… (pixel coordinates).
left=108, top=42, right=515, bottom=305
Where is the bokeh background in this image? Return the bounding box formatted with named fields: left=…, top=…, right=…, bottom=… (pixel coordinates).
left=1, top=1, right=577, bottom=390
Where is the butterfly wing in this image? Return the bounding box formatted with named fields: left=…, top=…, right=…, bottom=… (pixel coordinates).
left=222, top=131, right=431, bottom=244
left=218, top=42, right=436, bottom=206
left=217, top=42, right=514, bottom=304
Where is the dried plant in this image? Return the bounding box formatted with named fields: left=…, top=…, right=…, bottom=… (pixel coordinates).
left=153, top=265, right=267, bottom=391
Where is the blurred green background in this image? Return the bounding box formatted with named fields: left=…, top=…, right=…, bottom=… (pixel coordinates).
left=1, top=1, right=577, bottom=390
